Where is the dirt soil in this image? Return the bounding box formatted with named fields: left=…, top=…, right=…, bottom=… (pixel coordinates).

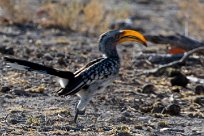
left=0, top=0, right=204, bottom=135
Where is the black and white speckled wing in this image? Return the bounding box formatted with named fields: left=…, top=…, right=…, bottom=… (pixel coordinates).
left=74, top=58, right=104, bottom=76
left=58, top=57, right=120, bottom=95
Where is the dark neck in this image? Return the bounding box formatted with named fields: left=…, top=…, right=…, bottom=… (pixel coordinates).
left=103, top=44, right=119, bottom=58
left=104, top=49, right=119, bottom=58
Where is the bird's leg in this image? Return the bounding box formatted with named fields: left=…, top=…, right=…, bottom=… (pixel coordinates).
left=74, top=103, right=85, bottom=126
left=74, top=94, right=92, bottom=126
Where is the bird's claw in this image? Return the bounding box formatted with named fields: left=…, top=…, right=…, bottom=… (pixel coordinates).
left=74, top=107, right=86, bottom=128
left=74, top=108, right=85, bottom=122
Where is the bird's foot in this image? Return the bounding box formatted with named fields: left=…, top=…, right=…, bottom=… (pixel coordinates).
left=74, top=108, right=86, bottom=128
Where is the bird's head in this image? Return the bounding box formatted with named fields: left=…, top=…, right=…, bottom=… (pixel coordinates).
left=99, top=29, right=147, bottom=57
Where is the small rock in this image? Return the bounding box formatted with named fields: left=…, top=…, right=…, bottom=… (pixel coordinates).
left=29, top=86, right=45, bottom=94
left=142, top=84, right=156, bottom=94
left=162, top=104, right=181, bottom=115
left=171, top=87, right=180, bottom=93
left=161, top=95, right=174, bottom=105
left=169, top=70, right=181, bottom=77
left=35, top=39, right=42, bottom=46
left=3, top=94, right=13, bottom=99
left=160, top=127, right=170, bottom=132
left=158, top=121, right=168, bottom=128
left=154, top=113, right=165, bottom=118
left=103, top=127, right=112, bottom=131
left=146, top=126, right=153, bottom=132
left=8, top=119, right=19, bottom=124
left=1, top=86, right=11, bottom=93
left=43, top=53, right=53, bottom=60
left=140, top=106, right=152, bottom=113
left=0, top=97, right=5, bottom=105
left=160, top=127, right=184, bottom=133
left=23, top=48, right=31, bottom=55
left=138, top=116, right=150, bottom=121
left=170, top=71, right=189, bottom=87
left=57, top=57, right=66, bottom=66
left=56, top=52, right=65, bottom=57
left=122, top=111, right=133, bottom=117
left=156, top=93, right=165, bottom=99
left=134, top=125, right=143, bottom=130
left=36, top=52, right=43, bottom=58
left=117, top=115, right=132, bottom=123
left=151, top=102, right=165, bottom=113
left=194, top=96, right=204, bottom=106
left=6, top=47, right=14, bottom=55
left=0, top=46, right=14, bottom=55
left=12, top=89, right=30, bottom=97
left=194, top=85, right=204, bottom=95
left=188, top=111, right=204, bottom=118
left=117, top=132, right=132, bottom=136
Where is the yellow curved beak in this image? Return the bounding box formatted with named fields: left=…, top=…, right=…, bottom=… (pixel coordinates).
left=117, top=30, right=147, bottom=46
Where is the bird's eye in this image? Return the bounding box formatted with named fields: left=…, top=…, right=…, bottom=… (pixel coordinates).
left=114, top=33, right=121, bottom=40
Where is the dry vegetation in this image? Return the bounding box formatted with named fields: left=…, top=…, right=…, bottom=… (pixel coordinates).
left=37, top=0, right=131, bottom=34
left=176, top=0, right=204, bottom=38
left=0, top=0, right=131, bottom=34
left=0, top=0, right=34, bottom=24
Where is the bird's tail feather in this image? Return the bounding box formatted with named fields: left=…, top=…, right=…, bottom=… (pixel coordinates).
left=4, top=57, right=75, bottom=80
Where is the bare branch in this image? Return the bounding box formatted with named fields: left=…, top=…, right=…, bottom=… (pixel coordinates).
left=142, top=47, right=204, bottom=75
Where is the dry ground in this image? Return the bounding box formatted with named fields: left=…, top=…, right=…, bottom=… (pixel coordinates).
left=0, top=0, right=204, bottom=135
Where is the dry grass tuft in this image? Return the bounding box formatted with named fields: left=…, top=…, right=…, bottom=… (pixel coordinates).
left=49, top=130, right=69, bottom=135
left=176, top=0, right=204, bottom=38
left=115, top=125, right=131, bottom=135
left=8, top=105, right=30, bottom=113
left=158, top=121, right=169, bottom=127
left=43, top=107, right=71, bottom=116
left=26, top=115, right=41, bottom=126
left=2, top=72, right=29, bottom=86
left=28, top=84, right=46, bottom=93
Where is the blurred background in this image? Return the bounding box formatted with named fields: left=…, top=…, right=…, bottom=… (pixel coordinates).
left=0, top=0, right=204, bottom=38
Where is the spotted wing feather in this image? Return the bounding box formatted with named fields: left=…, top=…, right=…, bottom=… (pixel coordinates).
left=58, top=58, right=119, bottom=95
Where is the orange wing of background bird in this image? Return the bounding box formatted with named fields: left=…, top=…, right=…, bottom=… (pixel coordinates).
left=168, top=47, right=187, bottom=55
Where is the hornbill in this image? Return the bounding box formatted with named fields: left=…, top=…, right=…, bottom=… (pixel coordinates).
left=4, top=29, right=147, bottom=123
